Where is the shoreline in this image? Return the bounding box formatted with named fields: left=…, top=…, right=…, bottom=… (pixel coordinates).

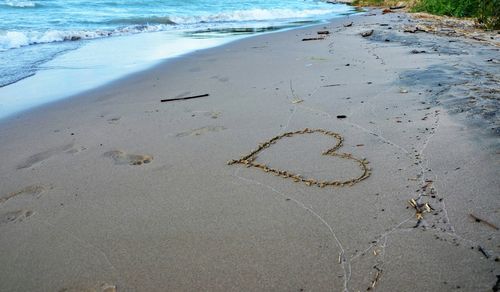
left=0, top=9, right=357, bottom=122
left=0, top=9, right=498, bottom=292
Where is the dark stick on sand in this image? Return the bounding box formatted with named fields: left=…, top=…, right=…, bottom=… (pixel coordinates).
left=302, top=37, right=324, bottom=41
left=478, top=245, right=491, bottom=259
left=469, top=213, right=499, bottom=230
left=161, top=94, right=210, bottom=103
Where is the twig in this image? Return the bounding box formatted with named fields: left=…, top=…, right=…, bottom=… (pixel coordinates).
left=302, top=37, right=324, bottom=41
left=404, top=27, right=427, bottom=33
left=469, top=214, right=499, bottom=230
left=478, top=245, right=490, bottom=259
left=368, top=270, right=382, bottom=290
left=390, top=5, right=406, bottom=10
left=161, top=93, right=209, bottom=103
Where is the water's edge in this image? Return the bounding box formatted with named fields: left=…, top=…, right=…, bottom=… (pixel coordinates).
left=0, top=11, right=360, bottom=122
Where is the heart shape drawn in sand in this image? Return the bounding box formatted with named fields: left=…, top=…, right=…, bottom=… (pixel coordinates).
left=228, top=128, right=371, bottom=187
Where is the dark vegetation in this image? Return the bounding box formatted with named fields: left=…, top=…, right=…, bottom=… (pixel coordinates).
left=352, top=0, right=499, bottom=29
left=413, top=0, right=499, bottom=29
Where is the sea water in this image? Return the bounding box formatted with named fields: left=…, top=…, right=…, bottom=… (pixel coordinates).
left=0, top=0, right=355, bottom=119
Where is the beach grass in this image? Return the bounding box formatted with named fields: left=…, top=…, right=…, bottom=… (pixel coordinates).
left=352, top=0, right=417, bottom=7
left=413, top=0, right=499, bottom=29
left=353, top=0, right=499, bottom=29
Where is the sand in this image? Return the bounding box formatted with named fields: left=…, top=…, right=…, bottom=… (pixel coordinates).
left=0, top=10, right=498, bottom=292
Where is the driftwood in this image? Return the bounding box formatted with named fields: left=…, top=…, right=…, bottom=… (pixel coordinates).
left=361, top=30, right=374, bottom=37
left=390, top=5, right=406, bottom=10
left=322, top=84, right=343, bottom=87
left=344, top=22, right=353, bottom=27
left=470, top=213, right=499, bottom=230
left=411, top=49, right=427, bottom=54
left=302, top=37, right=324, bottom=41
left=493, top=275, right=500, bottom=292
left=161, top=93, right=209, bottom=103
left=404, top=26, right=427, bottom=33
left=478, top=245, right=490, bottom=258
left=317, top=30, right=330, bottom=35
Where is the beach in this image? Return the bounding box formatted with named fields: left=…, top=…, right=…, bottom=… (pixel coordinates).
left=0, top=9, right=499, bottom=292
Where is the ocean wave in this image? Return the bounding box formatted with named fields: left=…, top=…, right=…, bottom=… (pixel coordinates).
left=0, top=25, right=169, bottom=51
left=3, top=0, right=37, bottom=8
left=0, top=6, right=350, bottom=51
left=107, top=16, right=177, bottom=25
left=100, top=7, right=339, bottom=26
left=170, top=8, right=337, bottom=24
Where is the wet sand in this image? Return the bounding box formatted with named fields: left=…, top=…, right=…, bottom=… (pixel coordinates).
left=0, top=10, right=498, bottom=292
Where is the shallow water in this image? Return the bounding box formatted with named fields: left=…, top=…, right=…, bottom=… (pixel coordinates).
left=0, top=0, right=355, bottom=119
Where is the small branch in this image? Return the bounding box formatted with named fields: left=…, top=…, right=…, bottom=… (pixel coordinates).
left=469, top=214, right=499, bottom=230
left=368, top=270, right=382, bottom=290
left=302, top=37, right=324, bottom=41
left=390, top=5, right=406, bottom=10
left=478, top=245, right=490, bottom=259
left=161, top=93, right=209, bottom=103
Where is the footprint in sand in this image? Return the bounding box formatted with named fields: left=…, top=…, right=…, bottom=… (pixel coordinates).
left=175, top=126, right=226, bottom=137
left=59, top=283, right=116, bottom=292
left=0, top=209, right=34, bottom=225
left=104, top=150, right=153, bottom=166
left=0, top=185, right=46, bottom=204
left=17, top=143, right=83, bottom=169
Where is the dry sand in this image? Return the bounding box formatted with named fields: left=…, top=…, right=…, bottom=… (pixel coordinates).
left=0, top=10, right=498, bottom=292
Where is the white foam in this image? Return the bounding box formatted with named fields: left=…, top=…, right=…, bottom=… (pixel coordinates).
left=0, top=25, right=169, bottom=51
left=3, top=0, right=36, bottom=7
left=0, top=31, right=30, bottom=50
left=0, top=31, right=238, bottom=119
left=0, top=5, right=352, bottom=51
left=171, top=8, right=342, bottom=24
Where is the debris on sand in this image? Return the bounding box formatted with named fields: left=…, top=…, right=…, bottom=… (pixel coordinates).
left=390, top=5, right=406, bottom=10
left=302, top=37, right=324, bottom=41
left=408, top=198, right=434, bottom=227
left=361, top=30, right=374, bottom=37
left=404, top=26, right=427, bottom=33
left=161, top=93, right=209, bottom=103
left=469, top=213, right=499, bottom=230
left=477, top=245, right=491, bottom=259
left=411, top=49, right=427, bottom=54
